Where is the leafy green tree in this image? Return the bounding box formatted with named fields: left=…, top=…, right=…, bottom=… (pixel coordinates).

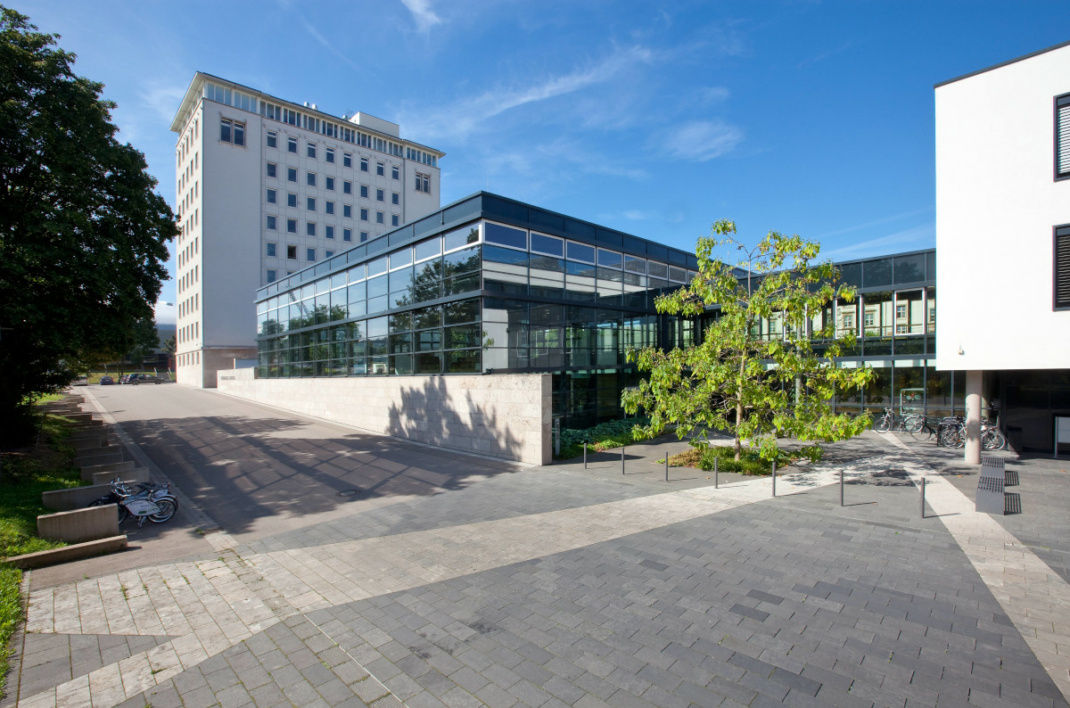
left=0, top=7, right=176, bottom=442
left=622, top=221, right=874, bottom=461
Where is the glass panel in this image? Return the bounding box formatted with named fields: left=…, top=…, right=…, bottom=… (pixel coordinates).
left=566, top=242, right=595, bottom=263
left=624, top=256, right=646, bottom=274
left=389, top=311, right=412, bottom=333
left=484, top=222, right=527, bottom=250
left=864, top=258, right=892, bottom=288
left=367, top=256, right=388, bottom=277
left=531, top=233, right=564, bottom=256
left=390, top=248, right=412, bottom=269
left=443, top=246, right=480, bottom=275
left=413, top=305, right=441, bottom=329
left=445, top=324, right=481, bottom=349
left=445, top=298, right=480, bottom=325
left=415, top=351, right=443, bottom=374
left=446, top=349, right=480, bottom=373
left=926, top=287, right=936, bottom=334
left=415, top=329, right=442, bottom=351
left=597, top=250, right=622, bottom=268
left=415, top=238, right=441, bottom=262
left=444, top=225, right=480, bottom=251
left=894, top=290, right=924, bottom=336
left=861, top=292, right=893, bottom=338
left=390, top=354, right=413, bottom=375
left=893, top=253, right=926, bottom=284
left=484, top=245, right=529, bottom=265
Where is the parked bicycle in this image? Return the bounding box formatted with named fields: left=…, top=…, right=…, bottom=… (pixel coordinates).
left=88, top=478, right=178, bottom=527
left=874, top=407, right=925, bottom=434
left=933, top=416, right=1005, bottom=450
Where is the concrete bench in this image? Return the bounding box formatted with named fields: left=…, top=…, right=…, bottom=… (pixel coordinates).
left=37, top=505, right=120, bottom=544
left=81, top=459, right=135, bottom=482
left=5, top=536, right=128, bottom=569
left=42, top=471, right=150, bottom=511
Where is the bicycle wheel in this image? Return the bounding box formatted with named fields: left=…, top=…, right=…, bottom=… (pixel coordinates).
left=904, top=415, right=924, bottom=434
left=982, top=429, right=1007, bottom=451
left=911, top=422, right=935, bottom=441
left=148, top=497, right=177, bottom=523
left=874, top=416, right=890, bottom=433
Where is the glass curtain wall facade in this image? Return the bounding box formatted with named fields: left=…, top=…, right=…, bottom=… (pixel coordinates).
left=255, top=193, right=700, bottom=428
left=255, top=193, right=949, bottom=429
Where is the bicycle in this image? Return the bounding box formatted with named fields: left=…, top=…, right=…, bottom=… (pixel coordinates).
left=909, top=415, right=938, bottom=441
left=874, top=407, right=924, bottom=434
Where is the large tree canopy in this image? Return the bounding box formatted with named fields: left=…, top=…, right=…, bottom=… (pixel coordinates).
left=622, top=221, right=875, bottom=461
left=0, top=6, right=176, bottom=441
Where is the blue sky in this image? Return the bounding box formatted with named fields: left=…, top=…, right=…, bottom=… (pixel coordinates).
left=16, top=1, right=1070, bottom=319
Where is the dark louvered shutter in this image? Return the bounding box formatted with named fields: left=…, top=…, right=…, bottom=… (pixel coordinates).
left=1057, top=226, right=1070, bottom=309
left=1059, top=95, right=1070, bottom=178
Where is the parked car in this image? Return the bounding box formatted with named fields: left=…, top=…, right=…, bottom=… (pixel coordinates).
left=72, top=375, right=88, bottom=386
left=99, top=375, right=114, bottom=385
left=127, top=374, right=163, bottom=385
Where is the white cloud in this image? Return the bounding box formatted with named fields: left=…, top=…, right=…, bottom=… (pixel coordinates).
left=657, top=120, right=743, bottom=162
left=140, top=83, right=186, bottom=124
left=400, top=45, right=653, bottom=143
left=400, top=0, right=443, bottom=33
left=820, top=224, right=934, bottom=261
left=154, top=301, right=176, bottom=326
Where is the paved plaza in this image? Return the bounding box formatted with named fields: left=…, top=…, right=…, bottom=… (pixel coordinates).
left=4, top=386, right=1070, bottom=707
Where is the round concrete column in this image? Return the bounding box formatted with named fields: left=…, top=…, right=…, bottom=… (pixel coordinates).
left=964, top=369, right=983, bottom=464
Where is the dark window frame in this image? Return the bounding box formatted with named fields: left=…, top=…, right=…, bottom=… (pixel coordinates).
left=1055, top=224, right=1070, bottom=310
left=1057, top=93, right=1070, bottom=182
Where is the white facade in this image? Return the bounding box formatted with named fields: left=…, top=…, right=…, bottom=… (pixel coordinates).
left=169, top=73, right=444, bottom=387
left=935, top=42, right=1070, bottom=371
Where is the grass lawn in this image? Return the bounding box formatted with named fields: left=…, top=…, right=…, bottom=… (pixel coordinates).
left=0, top=407, right=83, bottom=694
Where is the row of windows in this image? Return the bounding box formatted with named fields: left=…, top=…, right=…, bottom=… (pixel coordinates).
left=178, top=351, right=201, bottom=367
left=266, top=212, right=398, bottom=233
left=266, top=186, right=399, bottom=205
left=267, top=130, right=403, bottom=178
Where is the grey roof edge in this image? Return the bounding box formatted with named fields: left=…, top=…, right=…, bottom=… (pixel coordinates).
left=934, top=39, right=1070, bottom=89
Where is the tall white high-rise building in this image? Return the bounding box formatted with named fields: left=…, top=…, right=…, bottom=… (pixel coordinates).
left=169, top=72, right=444, bottom=387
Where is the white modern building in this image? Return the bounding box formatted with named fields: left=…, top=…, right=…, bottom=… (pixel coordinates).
left=935, top=40, right=1070, bottom=458
left=169, top=72, right=444, bottom=387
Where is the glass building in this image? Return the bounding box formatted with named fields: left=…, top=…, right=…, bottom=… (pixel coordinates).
left=255, top=193, right=958, bottom=429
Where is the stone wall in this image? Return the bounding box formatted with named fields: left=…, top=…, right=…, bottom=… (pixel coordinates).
left=216, top=369, right=551, bottom=465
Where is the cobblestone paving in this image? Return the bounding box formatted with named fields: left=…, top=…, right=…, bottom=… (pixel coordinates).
left=8, top=433, right=1070, bottom=707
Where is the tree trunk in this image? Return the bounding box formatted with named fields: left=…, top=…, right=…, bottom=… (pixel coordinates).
left=734, top=401, right=743, bottom=461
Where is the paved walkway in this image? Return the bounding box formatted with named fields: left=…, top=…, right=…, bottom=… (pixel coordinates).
left=6, top=391, right=1070, bottom=707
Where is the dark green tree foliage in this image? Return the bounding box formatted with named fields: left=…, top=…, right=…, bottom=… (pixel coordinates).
left=622, top=221, right=875, bottom=461
left=0, top=7, right=176, bottom=442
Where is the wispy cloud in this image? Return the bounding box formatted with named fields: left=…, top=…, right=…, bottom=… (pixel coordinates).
left=820, top=224, right=934, bottom=261
left=276, top=0, right=365, bottom=74
left=400, top=0, right=442, bottom=33
left=655, top=120, right=743, bottom=161
left=812, top=207, right=934, bottom=241
left=140, top=83, right=186, bottom=123
left=400, top=45, right=653, bottom=143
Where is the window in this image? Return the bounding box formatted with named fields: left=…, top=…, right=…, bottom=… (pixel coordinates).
left=1056, top=225, right=1070, bottom=309
left=343, top=181, right=352, bottom=194
left=376, top=189, right=384, bottom=202
left=288, top=193, right=297, bottom=207
left=360, top=185, right=369, bottom=198
left=307, top=143, right=316, bottom=159
left=307, top=248, right=316, bottom=261
left=343, top=229, right=353, bottom=242
left=360, top=208, right=369, bottom=221
left=287, top=219, right=297, bottom=233
left=376, top=211, right=384, bottom=224
left=392, top=166, right=399, bottom=180
left=307, top=222, right=316, bottom=236
left=266, top=163, right=277, bottom=178
left=326, top=176, right=335, bottom=190
left=266, top=189, right=276, bottom=204
left=343, top=204, right=352, bottom=218
left=326, top=226, right=335, bottom=239
left=415, top=172, right=430, bottom=193
left=266, top=131, right=277, bottom=148
left=287, top=245, right=297, bottom=259
left=1058, top=94, right=1070, bottom=180
left=864, top=313, right=875, bottom=328
left=392, top=192, right=399, bottom=205
left=896, top=304, right=907, bottom=319
left=343, top=153, right=352, bottom=168
left=360, top=231, right=369, bottom=242
left=287, top=168, right=297, bottom=182
left=220, top=118, right=244, bottom=146
left=307, top=197, right=316, bottom=211
left=326, top=201, right=335, bottom=215
left=360, top=157, right=369, bottom=172
left=288, top=137, right=297, bottom=153
left=376, top=161, right=385, bottom=176
left=266, top=216, right=277, bottom=230
left=307, top=172, right=316, bottom=187
left=326, top=148, right=335, bottom=163
left=266, top=242, right=277, bottom=257
left=392, top=215, right=400, bottom=227
left=267, top=269, right=276, bottom=282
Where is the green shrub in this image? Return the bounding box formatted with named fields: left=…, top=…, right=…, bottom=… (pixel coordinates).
left=672, top=443, right=824, bottom=476
left=556, top=417, right=653, bottom=459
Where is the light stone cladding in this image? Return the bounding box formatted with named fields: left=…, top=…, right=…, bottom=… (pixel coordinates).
left=216, top=368, right=552, bottom=465
left=935, top=43, right=1070, bottom=371
left=170, top=72, right=444, bottom=388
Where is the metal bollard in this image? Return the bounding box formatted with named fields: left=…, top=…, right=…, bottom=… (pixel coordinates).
left=840, top=470, right=845, bottom=507
left=772, top=460, right=777, bottom=497
left=583, top=443, right=587, bottom=469
left=622, top=445, right=626, bottom=475
left=920, top=476, right=928, bottom=521
left=665, top=453, right=669, bottom=482
left=714, top=457, right=719, bottom=488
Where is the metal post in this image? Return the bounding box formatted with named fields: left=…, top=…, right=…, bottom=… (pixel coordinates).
left=583, top=443, right=587, bottom=469
left=921, top=478, right=926, bottom=519
left=772, top=460, right=777, bottom=497
left=840, top=470, right=845, bottom=507
left=622, top=445, right=626, bottom=475
left=714, top=457, right=718, bottom=489
left=664, top=453, right=669, bottom=482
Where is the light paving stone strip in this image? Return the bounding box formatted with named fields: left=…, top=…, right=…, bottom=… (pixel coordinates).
left=882, top=433, right=1070, bottom=703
